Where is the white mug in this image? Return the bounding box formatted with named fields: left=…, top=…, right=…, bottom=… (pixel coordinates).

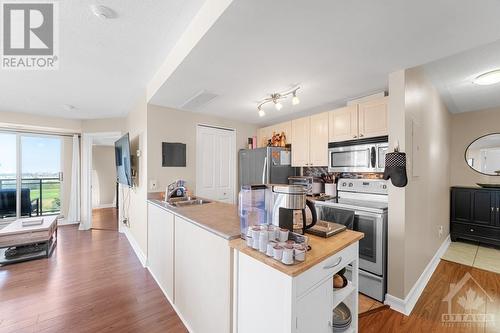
left=273, top=245, right=283, bottom=261
left=266, top=243, right=274, bottom=257
left=282, top=247, right=294, bottom=265
left=259, top=231, right=269, bottom=253
left=252, top=235, right=260, bottom=250
left=279, top=228, right=289, bottom=242
left=294, top=247, right=306, bottom=262
left=246, top=236, right=253, bottom=247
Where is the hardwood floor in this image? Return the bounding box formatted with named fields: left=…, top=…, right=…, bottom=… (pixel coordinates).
left=0, top=225, right=187, bottom=333
left=359, top=293, right=388, bottom=317
left=360, top=260, right=500, bottom=332
left=92, top=207, right=118, bottom=231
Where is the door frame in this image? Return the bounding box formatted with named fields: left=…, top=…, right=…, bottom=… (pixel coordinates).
left=81, top=131, right=122, bottom=231
left=195, top=124, right=237, bottom=204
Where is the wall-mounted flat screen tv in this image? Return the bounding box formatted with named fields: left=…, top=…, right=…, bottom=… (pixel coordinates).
left=115, top=133, right=132, bottom=187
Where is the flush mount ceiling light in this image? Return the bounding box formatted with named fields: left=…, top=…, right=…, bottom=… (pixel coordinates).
left=473, top=69, right=500, bottom=86
left=90, top=5, right=117, bottom=20
left=257, top=86, right=301, bottom=116
left=63, top=104, right=76, bottom=112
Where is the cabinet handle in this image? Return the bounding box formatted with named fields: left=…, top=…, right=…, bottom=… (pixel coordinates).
left=359, top=133, right=364, bottom=137
left=470, top=228, right=474, bottom=232
left=353, top=135, right=357, bottom=139
left=323, top=257, right=342, bottom=270
left=497, top=207, right=499, bottom=213
left=492, top=207, right=495, bottom=212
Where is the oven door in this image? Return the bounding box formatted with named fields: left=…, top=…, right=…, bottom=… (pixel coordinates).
left=354, top=210, right=386, bottom=276
left=328, top=145, right=374, bottom=172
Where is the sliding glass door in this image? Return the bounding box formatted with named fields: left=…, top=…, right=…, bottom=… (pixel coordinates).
left=0, top=132, right=62, bottom=222
left=0, top=133, right=17, bottom=221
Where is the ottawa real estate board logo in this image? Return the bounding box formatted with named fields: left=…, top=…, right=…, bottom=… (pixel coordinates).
left=1, top=1, right=59, bottom=70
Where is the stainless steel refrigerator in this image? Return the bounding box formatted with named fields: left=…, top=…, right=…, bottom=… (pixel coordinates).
left=239, top=147, right=298, bottom=187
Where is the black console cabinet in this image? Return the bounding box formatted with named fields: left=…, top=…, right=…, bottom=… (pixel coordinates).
left=451, top=187, right=500, bottom=246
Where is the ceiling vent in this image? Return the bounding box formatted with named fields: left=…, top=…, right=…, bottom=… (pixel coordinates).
left=180, top=90, right=218, bottom=110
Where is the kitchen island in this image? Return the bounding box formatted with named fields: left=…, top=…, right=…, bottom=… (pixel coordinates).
left=147, top=196, right=363, bottom=333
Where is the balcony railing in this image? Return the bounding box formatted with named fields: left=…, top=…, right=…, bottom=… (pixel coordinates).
left=0, top=177, right=61, bottom=218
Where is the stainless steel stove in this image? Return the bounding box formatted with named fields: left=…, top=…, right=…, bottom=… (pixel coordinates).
left=314, top=178, right=388, bottom=302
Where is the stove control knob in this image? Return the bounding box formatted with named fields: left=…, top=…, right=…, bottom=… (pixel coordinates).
left=348, top=183, right=353, bottom=187
left=382, top=185, right=387, bottom=189
left=342, top=182, right=347, bottom=187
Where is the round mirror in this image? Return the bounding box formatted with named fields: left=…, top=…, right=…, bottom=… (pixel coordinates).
left=465, top=133, right=500, bottom=176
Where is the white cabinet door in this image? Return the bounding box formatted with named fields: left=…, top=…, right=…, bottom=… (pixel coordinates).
left=258, top=126, right=272, bottom=148
left=296, top=278, right=333, bottom=333
left=174, top=217, right=232, bottom=333
left=196, top=125, right=235, bottom=203
left=358, top=96, right=388, bottom=138
left=328, top=105, right=359, bottom=142
left=309, top=112, right=329, bottom=166
left=291, top=116, right=311, bottom=167
left=147, top=204, right=174, bottom=302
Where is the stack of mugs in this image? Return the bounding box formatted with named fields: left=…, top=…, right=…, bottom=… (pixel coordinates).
left=245, top=225, right=307, bottom=265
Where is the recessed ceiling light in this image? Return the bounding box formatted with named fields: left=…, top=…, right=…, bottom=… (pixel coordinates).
left=90, top=5, right=117, bottom=20
left=63, top=104, right=76, bottom=111
left=473, top=69, right=500, bottom=86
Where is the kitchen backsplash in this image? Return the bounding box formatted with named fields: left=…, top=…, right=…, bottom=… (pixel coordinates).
left=303, top=166, right=383, bottom=180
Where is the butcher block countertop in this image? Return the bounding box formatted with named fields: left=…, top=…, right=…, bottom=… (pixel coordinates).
left=229, top=230, right=364, bottom=277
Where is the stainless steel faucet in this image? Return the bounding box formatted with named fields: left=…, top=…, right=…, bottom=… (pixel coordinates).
left=166, top=180, right=186, bottom=200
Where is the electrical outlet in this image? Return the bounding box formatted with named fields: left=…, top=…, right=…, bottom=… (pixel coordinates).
left=438, top=225, right=444, bottom=238
left=149, top=179, right=158, bottom=191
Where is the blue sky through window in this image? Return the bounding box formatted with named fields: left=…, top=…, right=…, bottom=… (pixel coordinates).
left=0, top=134, right=61, bottom=177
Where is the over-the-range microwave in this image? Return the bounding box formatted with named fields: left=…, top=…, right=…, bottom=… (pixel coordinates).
left=328, top=136, right=389, bottom=173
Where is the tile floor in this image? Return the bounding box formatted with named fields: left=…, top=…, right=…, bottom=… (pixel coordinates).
left=441, top=240, right=500, bottom=274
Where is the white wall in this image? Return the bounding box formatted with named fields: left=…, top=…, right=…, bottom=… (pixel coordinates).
left=147, top=104, right=257, bottom=194
left=92, top=145, right=116, bottom=207
left=387, top=67, right=451, bottom=299
left=120, top=96, right=149, bottom=258
left=450, top=107, right=500, bottom=186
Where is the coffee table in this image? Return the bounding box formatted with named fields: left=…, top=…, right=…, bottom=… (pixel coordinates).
left=0, top=215, right=58, bottom=266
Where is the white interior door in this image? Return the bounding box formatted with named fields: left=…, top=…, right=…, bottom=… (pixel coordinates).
left=196, top=125, right=236, bottom=203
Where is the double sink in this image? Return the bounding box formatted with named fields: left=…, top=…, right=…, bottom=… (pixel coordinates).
left=166, top=196, right=211, bottom=207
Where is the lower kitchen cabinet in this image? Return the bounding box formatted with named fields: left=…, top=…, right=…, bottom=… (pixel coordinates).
left=147, top=203, right=175, bottom=302
left=174, top=216, right=232, bottom=333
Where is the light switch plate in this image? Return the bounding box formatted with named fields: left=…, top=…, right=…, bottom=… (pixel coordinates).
left=149, top=179, right=158, bottom=191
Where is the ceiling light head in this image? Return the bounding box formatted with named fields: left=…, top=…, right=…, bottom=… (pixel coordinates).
left=91, top=5, right=117, bottom=20
left=292, top=92, right=300, bottom=105
left=63, top=104, right=76, bottom=112
left=274, top=101, right=283, bottom=110
left=258, top=107, right=266, bottom=117
left=473, top=69, right=500, bottom=86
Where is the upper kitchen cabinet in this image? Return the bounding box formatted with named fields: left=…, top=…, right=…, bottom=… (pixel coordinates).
left=291, top=112, right=329, bottom=167
left=309, top=112, right=329, bottom=166
left=329, top=105, right=359, bottom=142
left=257, top=121, right=292, bottom=147
left=329, top=97, right=388, bottom=143
left=291, top=116, right=311, bottom=166
left=358, top=96, right=389, bottom=139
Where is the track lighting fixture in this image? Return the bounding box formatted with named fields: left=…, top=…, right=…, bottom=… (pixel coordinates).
left=257, top=86, right=301, bottom=117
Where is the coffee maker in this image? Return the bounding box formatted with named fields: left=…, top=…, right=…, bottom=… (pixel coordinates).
left=270, top=185, right=317, bottom=234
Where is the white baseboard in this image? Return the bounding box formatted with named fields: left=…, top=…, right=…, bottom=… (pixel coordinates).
left=147, top=267, right=194, bottom=333
left=122, top=226, right=147, bottom=267
left=385, top=234, right=451, bottom=316
left=92, top=203, right=116, bottom=209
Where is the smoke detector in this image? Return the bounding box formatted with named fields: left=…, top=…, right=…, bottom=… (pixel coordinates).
left=90, top=5, right=117, bottom=20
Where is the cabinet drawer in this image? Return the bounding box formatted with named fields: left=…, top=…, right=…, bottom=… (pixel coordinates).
left=295, top=243, right=356, bottom=297
left=451, top=223, right=500, bottom=240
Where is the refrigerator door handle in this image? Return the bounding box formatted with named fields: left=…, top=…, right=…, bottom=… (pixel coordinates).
left=262, top=156, right=268, bottom=184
